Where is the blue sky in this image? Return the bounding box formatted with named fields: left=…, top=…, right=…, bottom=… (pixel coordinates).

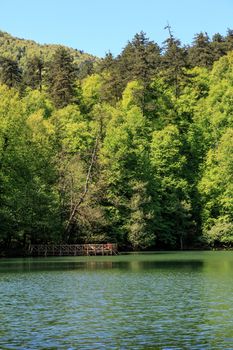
left=0, top=0, right=232, bottom=57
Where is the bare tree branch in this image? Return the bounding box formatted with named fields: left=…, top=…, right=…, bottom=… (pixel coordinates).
left=64, top=134, right=99, bottom=234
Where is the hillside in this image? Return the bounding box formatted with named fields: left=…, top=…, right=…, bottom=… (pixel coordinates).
left=0, top=30, right=97, bottom=68
left=0, top=29, right=233, bottom=254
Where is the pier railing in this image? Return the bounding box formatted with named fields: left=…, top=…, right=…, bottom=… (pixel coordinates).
left=29, top=243, right=118, bottom=256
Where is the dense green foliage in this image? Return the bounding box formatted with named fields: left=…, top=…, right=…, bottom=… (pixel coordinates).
left=0, top=30, right=96, bottom=67
left=1, top=29, right=233, bottom=252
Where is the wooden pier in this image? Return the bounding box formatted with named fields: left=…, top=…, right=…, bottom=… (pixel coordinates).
left=29, top=243, right=118, bottom=257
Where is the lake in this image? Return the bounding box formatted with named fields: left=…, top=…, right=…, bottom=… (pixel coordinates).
left=1, top=251, right=233, bottom=349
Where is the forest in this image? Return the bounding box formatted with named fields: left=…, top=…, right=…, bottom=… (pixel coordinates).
left=0, top=28, right=233, bottom=254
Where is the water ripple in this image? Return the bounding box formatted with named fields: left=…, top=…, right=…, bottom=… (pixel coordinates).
left=1, top=252, right=233, bottom=349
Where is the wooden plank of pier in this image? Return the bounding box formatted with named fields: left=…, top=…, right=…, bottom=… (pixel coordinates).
left=29, top=243, right=118, bottom=257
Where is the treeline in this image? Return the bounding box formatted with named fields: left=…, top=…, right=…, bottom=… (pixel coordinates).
left=0, top=29, right=233, bottom=253
left=0, top=30, right=96, bottom=71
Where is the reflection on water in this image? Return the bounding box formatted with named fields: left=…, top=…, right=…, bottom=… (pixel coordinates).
left=0, top=258, right=205, bottom=273
left=1, top=251, right=233, bottom=349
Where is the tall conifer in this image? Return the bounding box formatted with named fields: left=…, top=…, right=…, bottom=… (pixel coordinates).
left=47, top=47, right=76, bottom=108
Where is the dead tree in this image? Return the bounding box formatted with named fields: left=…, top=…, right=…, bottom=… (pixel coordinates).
left=64, top=135, right=99, bottom=237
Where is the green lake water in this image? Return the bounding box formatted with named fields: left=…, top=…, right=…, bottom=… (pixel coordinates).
left=1, top=251, right=233, bottom=349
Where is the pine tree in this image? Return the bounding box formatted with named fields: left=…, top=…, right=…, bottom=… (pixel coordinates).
left=23, top=55, right=44, bottom=91
left=162, top=32, right=188, bottom=97
left=119, top=31, right=161, bottom=86
left=98, top=52, right=115, bottom=72
left=98, top=32, right=161, bottom=99
left=0, top=56, right=22, bottom=88
left=98, top=52, right=123, bottom=102
left=225, top=28, right=233, bottom=51
left=47, top=46, right=76, bottom=108
left=188, top=32, right=214, bottom=68
left=211, top=33, right=227, bottom=61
